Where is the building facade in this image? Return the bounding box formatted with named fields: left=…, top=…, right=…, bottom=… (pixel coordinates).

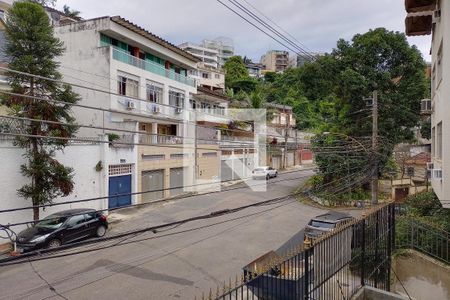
left=188, top=63, right=225, bottom=92
left=405, top=0, right=449, bottom=208
left=260, top=50, right=289, bottom=73
left=180, top=37, right=234, bottom=69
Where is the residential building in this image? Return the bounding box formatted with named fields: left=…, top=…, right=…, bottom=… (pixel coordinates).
left=243, top=58, right=263, bottom=78
left=188, top=63, right=225, bottom=92
left=260, top=50, right=289, bottom=73
left=180, top=37, right=234, bottom=69
left=179, top=42, right=219, bottom=69
left=0, top=0, right=11, bottom=93
left=405, top=0, right=449, bottom=208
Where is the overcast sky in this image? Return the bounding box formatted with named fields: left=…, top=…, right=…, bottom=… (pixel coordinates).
left=55, top=0, right=431, bottom=62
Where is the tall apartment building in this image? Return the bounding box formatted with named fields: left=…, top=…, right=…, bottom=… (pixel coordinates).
left=178, top=42, right=219, bottom=69
left=180, top=37, right=234, bottom=69
left=260, top=50, right=289, bottom=73
left=405, top=0, right=449, bottom=208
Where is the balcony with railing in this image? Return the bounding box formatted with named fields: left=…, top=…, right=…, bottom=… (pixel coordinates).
left=111, top=47, right=196, bottom=87
left=139, top=133, right=183, bottom=145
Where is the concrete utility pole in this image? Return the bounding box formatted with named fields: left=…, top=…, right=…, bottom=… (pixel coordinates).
left=371, top=90, right=379, bottom=205
left=283, top=105, right=289, bottom=169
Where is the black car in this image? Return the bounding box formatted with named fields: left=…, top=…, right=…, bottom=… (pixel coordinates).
left=16, top=208, right=108, bottom=252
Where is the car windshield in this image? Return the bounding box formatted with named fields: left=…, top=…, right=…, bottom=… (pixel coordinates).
left=310, top=220, right=336, bottom=229
left=36, top=215, right=68, bottom=229
left=254, top=168, right=265, bottom=172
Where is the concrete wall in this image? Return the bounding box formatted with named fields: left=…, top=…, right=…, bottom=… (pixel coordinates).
left=0, top=139, right=105, bottom=240
left=431, top=0, right=450, bottom=208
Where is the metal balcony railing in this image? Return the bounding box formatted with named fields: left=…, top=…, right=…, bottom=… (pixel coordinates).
left=111, top=47, right=196, bottom=87
left=139, top=134, right=183, bottom=145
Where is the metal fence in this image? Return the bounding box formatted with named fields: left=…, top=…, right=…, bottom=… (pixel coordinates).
left=396, top=216, right=450, bottom=264
left=200, top=203, right=395, bottom=300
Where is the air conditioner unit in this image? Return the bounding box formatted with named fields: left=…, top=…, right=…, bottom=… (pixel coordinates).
left=127, top=100, right=136, bottom=110
left=175, top=107, right=183, bottom=114
left=433, top=10, right=441, bottom=23
left=152, top=106, right=160, bottom=114
left=427, top=162, right=434, bottom=171
left=432, top=169, right=442, bottom=179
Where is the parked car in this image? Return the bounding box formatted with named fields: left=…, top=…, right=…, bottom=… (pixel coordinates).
left=304, top=211, right=354, bottom=242
left=252, top=166, right=278, bottom=180
left=16, top=208, right=108, bottom=253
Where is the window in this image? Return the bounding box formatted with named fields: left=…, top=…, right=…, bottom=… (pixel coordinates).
left=169, top=90, right=185, bottom=108
left=170, top=153, right=187, bottom=159
left=406, top=167, right=415, bottom=177
left=66, top=215, right=86, bottom=227
left=118, top=75, right=139, bottom=98
left=202, top=72, right=210, bottom=79
left=84, top=212, right=96, bottom=222
left=437, top=122, right=442, bottom=159
left=146, top=81, right=163, bottom=103
left=215, top=74, right=220, bottom=79
left=432, top=127, right=436, bottom=158
left=142, top=154, right=165, bottom=161
left=202, top=152, right=217, bottom=157
left=190, top=99, right=197, bottom=109
left=436, top=41, right=443, bottom=88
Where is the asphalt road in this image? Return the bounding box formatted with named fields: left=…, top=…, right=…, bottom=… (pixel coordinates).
left=0, top=168, right=326, bottom=300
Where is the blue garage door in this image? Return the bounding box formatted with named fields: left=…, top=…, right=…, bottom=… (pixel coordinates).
left=109, top=175, right=132, bottom=209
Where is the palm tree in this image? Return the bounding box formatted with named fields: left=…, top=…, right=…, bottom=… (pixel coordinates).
left=63, top=5, right=81, bottom=19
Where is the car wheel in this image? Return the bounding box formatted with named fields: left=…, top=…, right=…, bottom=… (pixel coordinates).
left=47, top=239, right=61, bottom=249
left=96, top=225, right=107, bottom=237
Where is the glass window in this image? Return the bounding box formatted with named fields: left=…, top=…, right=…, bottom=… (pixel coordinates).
left=84, top=212, right=96, bottom=222
left=66, top=215, right=86, bottom=227
left=146, top=81, right=163, bottom=103
left=437, top=122, right=442, bottom=159
left=36, top=215, right=68, bottom=229
left=310, top=221, right=335, bottom=229
left=215, top=74, right=220, bottom=79
left=118, top=75, right=139, bottom=98
left=202, top=72, right=209, bottom=79
left=169, top=90, right=185, bottom=108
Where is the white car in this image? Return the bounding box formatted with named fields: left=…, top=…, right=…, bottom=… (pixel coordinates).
left=252, top=166, right=278, bottom=180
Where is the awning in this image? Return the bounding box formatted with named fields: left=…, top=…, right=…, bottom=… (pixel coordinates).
left=405, top=0, right=436, bottom=13
left=405, top=12, right=433, bottom=36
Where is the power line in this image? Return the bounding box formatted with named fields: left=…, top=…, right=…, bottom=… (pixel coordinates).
left=226, top=0, right=315, bottom=60
left=215, top=0, right=312, bottom=58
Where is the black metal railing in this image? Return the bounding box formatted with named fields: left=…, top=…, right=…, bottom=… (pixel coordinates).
left=199, top=203, right=395, bottom=300
left=396, top=216, right=450, bottom=264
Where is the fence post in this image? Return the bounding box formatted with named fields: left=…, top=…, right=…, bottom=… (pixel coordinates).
left=304, top=246, right=310, bottom=300
left=360, top=216, right=366, bottom=287
left=374, top=210, right=380, bottom=288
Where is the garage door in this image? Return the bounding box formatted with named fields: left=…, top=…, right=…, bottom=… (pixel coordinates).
left=141, top=169, right=164, bottom=202
left=287, top=152, right=295, bottom=167
left=221, top=160, right=233, bottom=182
left=272, top=156, right=281, bottom=170
left=108, top=175, right=132, bottom=209
left=170, top=167, right=185, bottom=197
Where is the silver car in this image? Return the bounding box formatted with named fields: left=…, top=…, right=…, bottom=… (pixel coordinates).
left=252, top=166, right=278, bottom=180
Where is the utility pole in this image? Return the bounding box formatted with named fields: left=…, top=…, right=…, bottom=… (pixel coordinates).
left=283, top=105, right=288, bottom=169
left=371, top=89, right=379, bottom=205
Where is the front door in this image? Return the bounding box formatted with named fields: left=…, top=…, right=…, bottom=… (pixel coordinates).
left=109, top=175, right=132, bottom=209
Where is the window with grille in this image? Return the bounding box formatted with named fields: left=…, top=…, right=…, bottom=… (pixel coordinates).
left=146, top=81, right=163, bottom=103
left=142, top=154, right=165, bottom=161
left=118, top=75, right=139, bottom=97
left=406, top=167, right=415, bottom=177
left=109, top=164, right=132, bottom=176
left=170, top=153, right=187, bottom=159
left=202, top=152, right=218, bottom=157
left=169, top=89, right=185, bottom=108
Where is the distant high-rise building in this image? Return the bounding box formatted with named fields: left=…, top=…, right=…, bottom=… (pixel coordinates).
left=296, top=52, right=325, bottom=67
left=260, top=50, right=289, bottom=73
left=179, top=37, right=234, bottom=69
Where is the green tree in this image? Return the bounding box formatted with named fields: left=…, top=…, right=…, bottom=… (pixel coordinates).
left=3, top=2, right=80, bottom=220
left=223, top=56, right=257, bottom=93
left=63, top=5, right=81, bottom=18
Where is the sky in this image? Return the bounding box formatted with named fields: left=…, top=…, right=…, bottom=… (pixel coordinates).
left=55, top=0, right=432, bottom=63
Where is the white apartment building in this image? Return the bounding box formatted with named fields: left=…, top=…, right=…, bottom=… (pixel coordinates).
left=179, top=42, right=219, bottom=69
left=405, top=0, right=449, bottom=208
left=53, top=16, right=221, bottom=210
left=188, top=63, right=225, bottom=92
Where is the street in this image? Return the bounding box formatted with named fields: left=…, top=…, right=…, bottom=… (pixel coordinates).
left=0, top=169, right=326, bottom=300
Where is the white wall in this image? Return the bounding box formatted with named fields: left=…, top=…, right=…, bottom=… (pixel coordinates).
left=430, top=1, right=450, bottom=208
left=0, top=140, right=105, bottom=240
